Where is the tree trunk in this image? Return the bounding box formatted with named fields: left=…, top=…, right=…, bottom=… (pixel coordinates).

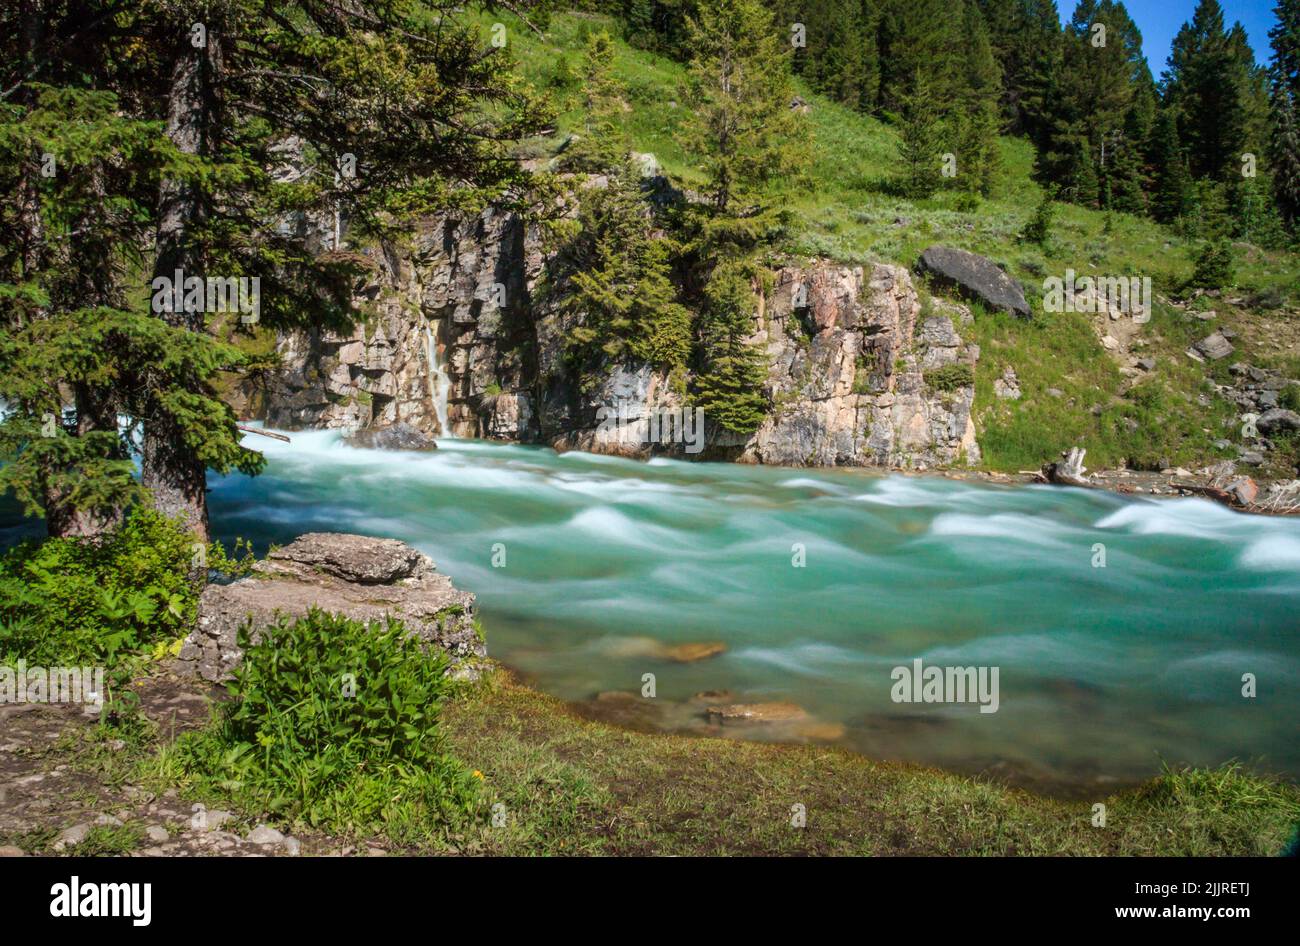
left=143, top=24, right=223, bottom=541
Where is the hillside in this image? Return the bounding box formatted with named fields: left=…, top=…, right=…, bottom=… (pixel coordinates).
left=477, top=9, right=1300, bottom=476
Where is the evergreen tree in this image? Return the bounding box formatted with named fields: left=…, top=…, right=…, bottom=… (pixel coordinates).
left=0, top=2, right=550, bottom=540
left=564, top=29, right=628, bottom=172
left=897, top=68, right=945, bottom=198
left=1270, top=0, right=1300, bottom=229
left=679, top=0, right=810, bottom=434
left=558, top=159, right=691, bottom=384
left=955, top=1, right=1003, bottom=195
left=1163, top=0, right=1254, bottom=181
left=1150, top=108, right=1194, bottom=222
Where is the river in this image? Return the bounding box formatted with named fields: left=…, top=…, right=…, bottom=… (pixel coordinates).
left=208, top=428, right=1300, bottom=796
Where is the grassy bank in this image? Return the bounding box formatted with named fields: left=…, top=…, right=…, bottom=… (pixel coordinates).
left=4, top=660, right=1297, bottom=857
left=436, top=669, right=1300, bottom=856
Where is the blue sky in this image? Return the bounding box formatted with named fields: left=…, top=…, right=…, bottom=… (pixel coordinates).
left=1063, top=1, right=1280, bottom=71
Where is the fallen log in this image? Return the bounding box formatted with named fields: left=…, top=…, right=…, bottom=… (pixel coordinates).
left=1169, top=481, right=1239, bottom=507
left=236, top=424, right=290, bottom=443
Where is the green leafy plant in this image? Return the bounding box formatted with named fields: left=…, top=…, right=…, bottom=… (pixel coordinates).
left=0, top=508, right=197, bottom=665
left=162, top=609, right=480, bottom=837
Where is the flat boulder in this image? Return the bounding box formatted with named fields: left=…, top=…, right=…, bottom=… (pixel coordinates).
left=916, top=246, right=1030, bottom=318
left=342, top=422, right=437, bottom=451
left=180, top=533, right=482, bottom=683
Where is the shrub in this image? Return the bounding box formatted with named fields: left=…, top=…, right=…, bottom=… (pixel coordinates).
left=1019, top=193, right=1057, bottom=248
left=924, top=363, right=974, bottom=392
left=163, top=609, right=479, bottom=836
left=0, top=508, right=197, bottom=665
left=1188, top=240, right=1235, bottom=290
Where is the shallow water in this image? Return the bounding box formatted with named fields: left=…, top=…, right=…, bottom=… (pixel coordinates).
left=209, top=428, right=1300, bottom=795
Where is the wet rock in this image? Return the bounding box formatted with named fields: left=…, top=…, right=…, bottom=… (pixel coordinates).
left=181, top=533, right=483, bottom=683
left=915, top=246, right=1031, bottom=317
left=706, top=702, right=808, bottom=723
left=342, top=422, right=437, bottom=451
left=660, top=642, right=727, bottom=663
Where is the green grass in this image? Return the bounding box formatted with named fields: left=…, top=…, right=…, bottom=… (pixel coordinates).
left=432, top=670, right=1300, bottom=856
left=472, top=10, right=1300, bottom=473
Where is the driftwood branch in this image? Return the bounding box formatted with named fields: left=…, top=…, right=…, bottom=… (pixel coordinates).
left=1039, top=446, right=1093, bottom=488
left=237, top=424, right=290, bottom=443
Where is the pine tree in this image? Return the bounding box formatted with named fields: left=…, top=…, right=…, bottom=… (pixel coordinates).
left=1163, top=0, right=1254, bottom=181
left=1150, top=108, right=1194, bottom=222
left=1270, top=0, right=1300, bottom=229
left=0, top=2, right=551, bottom=540
left=897, top=68, right=945, bottom=198
left=560, top=158, right=692, bottom=385
left=955, top=1, right=1003, bottom=196
left=134, top=2, right=552, bottom=539
left=564, top=30, right=628, bottom=172
left=679, top=0, right=810, bottom=434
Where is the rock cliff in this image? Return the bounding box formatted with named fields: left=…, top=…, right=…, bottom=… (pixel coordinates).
left=261, top=201, right=980, bottom=469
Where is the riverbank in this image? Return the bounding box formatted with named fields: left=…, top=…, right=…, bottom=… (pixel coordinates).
left=2, top=660, right=1296, bottom=857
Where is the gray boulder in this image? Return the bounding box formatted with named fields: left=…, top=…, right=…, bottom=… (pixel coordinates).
left=1257, top=408, right=1300, bottom=436
left=916, top=246, right=1031, bottom=318
left=342, top=422, right=437, bottom=451
left=179, top=533, right=483, bottom=683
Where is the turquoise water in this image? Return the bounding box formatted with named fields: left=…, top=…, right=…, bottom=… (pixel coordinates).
left=209, top=429, right=1300, bottom=795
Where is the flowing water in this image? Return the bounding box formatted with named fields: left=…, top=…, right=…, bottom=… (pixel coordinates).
left=423, top=323, right=452, bottom=437
left=209, top=429, right=1300, bottom=795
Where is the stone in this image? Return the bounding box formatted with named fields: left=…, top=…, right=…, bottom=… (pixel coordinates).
left=659, top=642, right=727, bottom=663
left=915, top=246, right=1031, bottom=318
left=1257, top=408, right=1300, bottom=436
left=53, top=823, right=90, bottom=851
left=145, top=825, right=170, bottom=843
left=283, top=837, right=302, bottom=857
left=342, top=422, right=437, bottom=451
left=706, top=702, right=808, bottom=723
left=1238, top=450, right=1264, bottom=466
left=1225, top=477, right=1259, bottom=506
left=993, top=367, right=1021, bottom=400
left=1192, top=332, right=1234, bottom=361
left=246, top=824, right=285, bottom=845
left=1136, top=357, right=1156, bottom=371
left=180, top=533, right=483, bottom=683
left=1101, top=335, right=1120, bottom=351
left=93, top=814, right=122, bottom=827
left=0, top=846, right=25, bottom=857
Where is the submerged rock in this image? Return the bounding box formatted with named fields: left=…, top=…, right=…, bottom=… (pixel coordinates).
left=179, top=533, right=483, bottom=682
left=705, top=702, right=808, bottom=723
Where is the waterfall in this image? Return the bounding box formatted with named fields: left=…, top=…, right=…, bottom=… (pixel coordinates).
left=424, top=322, right=452, bottom=437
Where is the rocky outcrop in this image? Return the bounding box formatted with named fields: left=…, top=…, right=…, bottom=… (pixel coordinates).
left=916, top=246, right=1031, bottom=318
left=735, top=263, right=981, bottom=467
left=179, top=533, right=483, bottom=682
left=259, top=202, right=981, bottom=470
left=342, top=422, right=437, bottom=451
